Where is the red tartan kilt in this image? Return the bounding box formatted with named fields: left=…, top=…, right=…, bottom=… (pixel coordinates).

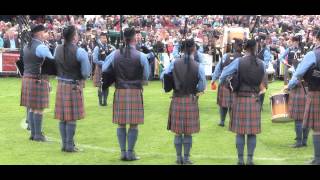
left=168, top=96, right=200, bottom=134
left=217, top=84, right=233, bottom=108
left=54, top=80, right=85, bottom=121
left=288, top=84, right=307, bottom=121
left=93, top=65, right=102, bottom=87
left=303, top=91, right=320, bottom=132
left=113, top=89, right=144, bottom=125
left=230, top=95, right=261, bottom=135
left=20, top=75, right=50, bottom=109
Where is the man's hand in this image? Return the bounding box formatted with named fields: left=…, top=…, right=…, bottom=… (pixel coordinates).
left=211, top=81, right=217, bottom=90
left=283, top=85, right=289, bottom=93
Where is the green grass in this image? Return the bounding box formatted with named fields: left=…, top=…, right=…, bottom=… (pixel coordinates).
left=0, top=77, right=314, bottom=165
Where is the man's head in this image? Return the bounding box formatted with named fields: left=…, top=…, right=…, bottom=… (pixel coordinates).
left=62, top=25, right=78, bottom=43
left=31, top=24, right=46, bottom=41
left=124, top=27, right=136, bottom=45
left=181, top=38, right=196, bottom=55
left=291, top=35, right=300, bottom=47
left=244, top=39, right=257, bottom=54
left=233, top=38, right=243, bottom=53
left=100, top=32, right=108, bottom=44
left=312, top=27, right=320, bottom=44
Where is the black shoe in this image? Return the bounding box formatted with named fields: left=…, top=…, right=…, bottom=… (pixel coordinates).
left=61, top=147, right=66, bottom=152
left=237, top=161, right=245, bottom=165
left=183, top=159, right=193, bottom=165
left=291, top=142, right=303, bottom=148
left=65, top=146, right=82, bottom=153
left=126, top=151, right=140, bottom=161
left=33, top=134, right=47, bottom=142
left=120, top=151, right=127, bottom=161
left=218, top=121, right=225, bottom=127
left=302, top=143, right=307, bottom=147
left=176, top=156, right=183, bottom=165
left=29, top=136, right=34, bottom=141
left=308, top=159, right=320, bottom=165
left=246, top=161, right=255, bottom=165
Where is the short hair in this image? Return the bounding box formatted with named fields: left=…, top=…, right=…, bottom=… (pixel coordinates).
left=62, top=25, right=76, bottom=42
left=123, top=27, right=136, bottom=41
left=100, top=32, right=108, bottom=37
left=244, top=39, right=256, bottom=50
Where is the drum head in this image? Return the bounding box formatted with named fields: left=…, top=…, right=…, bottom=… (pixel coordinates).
left=272, top=116, right=294, bottom=123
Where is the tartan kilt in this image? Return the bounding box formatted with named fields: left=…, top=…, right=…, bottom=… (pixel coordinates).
left=303, top=91, right=320, bottom=132
left=167, top=96, right=200, bottom=134
left=230, top=94, right=261, bottom=135
left=113, top=89, right=144, bottom=125
left=93, top=65, right=102, bottom=87
left=20, top=74, right=50, bottom=109
left=54, top=80, right=85, bottom=121
left=288, top=83, right=307, bottom=121
left=217, top=83, right=233, bottom=108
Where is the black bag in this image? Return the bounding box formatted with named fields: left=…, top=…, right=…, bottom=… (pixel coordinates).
left=101, top=64, right=116, bottom=90
left=15, top=57, right=57, bottom=76
left=16, top=58, right=24, bottom=76
left=41, top=58, right=57, bottom=75
left=163, top=72, right=174, bottom=93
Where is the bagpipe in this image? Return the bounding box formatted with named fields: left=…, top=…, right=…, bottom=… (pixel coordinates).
left=100, top=15, right=125, bottom=90
left=163, top=16, right=189, bottom=93
left=15, top=15, right=57, bottom=77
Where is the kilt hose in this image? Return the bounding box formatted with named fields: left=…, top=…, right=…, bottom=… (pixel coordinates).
left=303, top=91, right=320, bottom=132
left=288, top=83, right=307, bottom=121
left=230, top=93, right=261, bottom=135
left=54, top=80, right=85, bottom=121
left=93, top=64, right=102, bottom=87
left=217, top=83, right=233, bottom=108
left=167, top=95, right=200, bottom=135
left=20, top=74, right=50, bottom=109
left=112, top=89, right=144, bottom=125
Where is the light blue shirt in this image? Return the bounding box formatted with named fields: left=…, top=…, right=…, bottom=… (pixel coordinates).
left=262, top=47, right=272, bottom=69
left=160, top=56, right=207, bottom=92
left=211, top=53, right=242, bottom=82
left=93, top=44, right=116, bottom=66
left=288, top=50, right=317, bottom=90
left=9, top=39, right=16, bottom=49
left=219, top=56, right=266, bottom=83
left=279, top=47, right=298, bottom=64
left=102, top=47, right=150, bottom=81
left=0, top=37, right=3, bottom=48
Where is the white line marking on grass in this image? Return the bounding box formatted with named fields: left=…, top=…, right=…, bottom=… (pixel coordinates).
left=19, top=118, right=312, bottom=162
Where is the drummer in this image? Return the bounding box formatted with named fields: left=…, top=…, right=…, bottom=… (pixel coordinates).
left=257, top=34, right=272, bottom=111
left=211, top=38, right=243, bottom=127
left=278, top=35, right=300, bottom=85
left=285, top=28, right=320, bottom=165
left=284, top=37, right=310, bottom=148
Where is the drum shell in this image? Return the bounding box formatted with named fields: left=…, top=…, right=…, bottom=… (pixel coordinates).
left=270, top=93, right=293, bottom=123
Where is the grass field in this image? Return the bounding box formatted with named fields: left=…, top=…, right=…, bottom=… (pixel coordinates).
left=0, top=77, right=314, bottom=165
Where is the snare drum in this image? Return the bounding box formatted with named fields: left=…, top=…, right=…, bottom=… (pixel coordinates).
left=266, top=64, right=275, bottom=83
left=270, top=93, right=293, bottom=123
